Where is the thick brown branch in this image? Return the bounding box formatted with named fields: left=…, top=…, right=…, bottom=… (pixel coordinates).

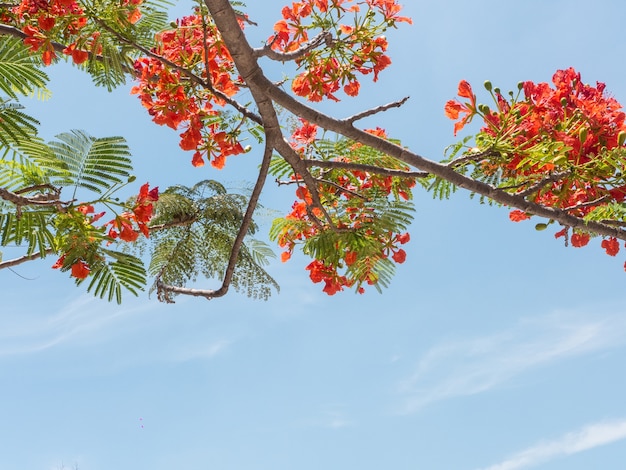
left=205, top=0, right=626, bottom=241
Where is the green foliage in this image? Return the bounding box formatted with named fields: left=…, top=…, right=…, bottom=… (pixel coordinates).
left=270, top=135, right=415, bottom=293
left=85, top=249, right=146, bottom=303
left=0, top=36, right=49, bottom=100
left=0, top=211, right=56, bottom=255
left=37, top=130, right=133, bottom=197
left=147, top=180, right=278, bottom=302
left=78, top=0, right=172, bottom=90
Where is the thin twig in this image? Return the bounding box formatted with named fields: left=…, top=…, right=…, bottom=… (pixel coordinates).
left=255, top=31, right=333, bottom=61
left=302, top=159, right=428, bottom=178
left=513, top=170, right=573, bottom=198
left=562, top=195, right=611, bottom=212
left=0, top=249, right=55, bottom=270
left=344, top=97, right=410, bottom=124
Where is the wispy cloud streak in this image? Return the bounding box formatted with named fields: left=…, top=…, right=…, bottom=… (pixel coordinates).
left=0, top=295, right=231, bottom=366
left=478, top=419, right=626, bottom=470
left=396, top=312, right=626, bottom=413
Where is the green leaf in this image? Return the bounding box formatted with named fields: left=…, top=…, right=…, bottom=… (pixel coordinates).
left=85, top=250, right=147, bottom=303
left=38, top=130, right=133, bottom=196
left=0, top=36, right=49, bottom=100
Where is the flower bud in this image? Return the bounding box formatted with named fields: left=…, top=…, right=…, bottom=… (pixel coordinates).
left=618, top=131, right=626, bottom=147
left=535, top=223, right=548, bottom=231
left=579, top=127, right=588, bottom=143
left=517, top=81, right=524, bottom=90
left=483, top=80, right=492, bottom=92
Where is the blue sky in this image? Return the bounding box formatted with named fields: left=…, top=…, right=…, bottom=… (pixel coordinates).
left=2, top=1, right=626, bottom=469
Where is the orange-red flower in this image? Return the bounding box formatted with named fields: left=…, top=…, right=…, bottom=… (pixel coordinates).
left=509, top=210, right=531, bottom=222
left=71, top=260, right=90, bottom=279
left=391, top=248, right=406, bottom=264
left=571, top=232, right=590, bottom=248
left=601, top=237, right=620, bottom=256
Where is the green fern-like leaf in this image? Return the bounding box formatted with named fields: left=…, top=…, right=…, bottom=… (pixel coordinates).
left=84, top=250, right=147, bottom=303
left=0, top=36, right=49, bottom=100
left=146, top=180, right=278, bottom=301
left=0, top=100, right=39, bottom=147
left=36, top=130, right=133, bottom=196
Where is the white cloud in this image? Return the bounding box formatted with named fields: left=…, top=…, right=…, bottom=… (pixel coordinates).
left=396, top=311, right=626, bottom=413
left=478, top=419, right=626, bottom=470
left=0, top=295, right=129, bottom=356
left=0, top=295, right=231, bottom=367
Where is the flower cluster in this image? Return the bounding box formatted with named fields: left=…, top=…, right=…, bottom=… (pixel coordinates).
left=270, top=0, right=411, bottom=101
left=273, top=123, right=415, bottom=295
left=131, top=12, right=245, bottom=168
left=5, top=0, right=140, bottom=65
left=446, top=68, right=626, bottom=266
left=52, top=183, right=158, bottom=279
left=106, top=182, right=159, bottom=242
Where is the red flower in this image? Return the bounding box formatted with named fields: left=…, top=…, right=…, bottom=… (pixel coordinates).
left=137, top=182, right=159, bottom=203
left=445, top=80, right=478, bottom=136
left=292, top=119, right=318, bottom=144
left=37, top=15, right=55, bottom=31
left=509, top=210, right=531, bottom=222
left=78, top=204, right=95, bottom=215
left=457, top=80, right=474, bottom=99
left=392, top=248, right=406, bottom=264
left=71, top=260, right=90, bottom=279
left=344, top=81, right=360, bottom=97
left=396, top=232, right=410, bottom=244
left=52, top=255, right=66, bottom=269
left=191, top=151, right=205, bottom=167
left=344, top=251, right=357, bottom=266
left=571, top=232, right=590, bottom=248
left=601, top=237, right=620, bottom=256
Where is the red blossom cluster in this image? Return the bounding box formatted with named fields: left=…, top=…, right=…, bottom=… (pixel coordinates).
left=446, top=68, right=626, bottom=266
left=52, top=183, right=158, bottom=279
left=276, top=123, right=414, bottom=294
left=5, top=0, right=140, bottom=65
left=106, top=182, right=159, bottom=242
left=270, top=0, right=411, bottom=101
left=131, top=13, right=245, bottom=169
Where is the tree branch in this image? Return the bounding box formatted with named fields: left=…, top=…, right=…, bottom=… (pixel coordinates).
left=0, top=249, right=55, bottom=269
left=255, top=31, right=333, bottom=61
left=343, top=97, right=410, bottom=124
left=302, top=159, right=429, bottom=178
left=156, top=138, right=275, bottom=301
left=205, top=0, right=626, bottom=241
